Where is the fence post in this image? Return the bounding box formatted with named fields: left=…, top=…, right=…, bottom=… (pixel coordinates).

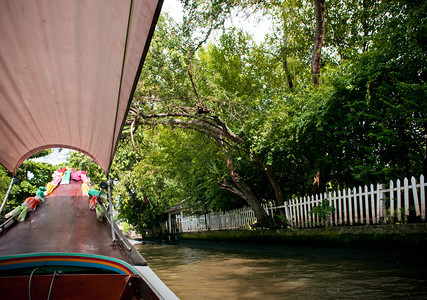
left=343, top=189, right=348, bottom=225
left=421, top=174, right=426, bottom=221
left=293, top=198, right=298, bottom=227
left=300, top=197, right=305, bottom=228
left=348, top=188, right=353, bottom=225
left=311, top=194, right=321, bottom=226
left=301, top=196, right=307, bottom=228
left=353, top=187, right=358, bottom=224
left=364, top=185, right=369, bottom=224
left=370, top=184, right=376, bottom=224
left=358, top=186, right=363, bottom=224
left=378, top=184, right=385, bottom=224
left=390, top=180, right=394, bottom=220
left=284, top=202, right=291, bottom=227
left=333, top=191, right=337, bottom=225
left=325, top=192, right=331, bottom=226
left=337, top=190, right=342, bottom=225
left=404, top=177, right=410, bottom=218
left=301, top=197, right=305, bottom=228
left=411, top=176, right=421, bottom=218
left=292, top=199, right=297, bottom=227
left=397, top=179, right=402, bottom=222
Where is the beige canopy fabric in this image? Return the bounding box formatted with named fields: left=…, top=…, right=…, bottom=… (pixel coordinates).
left=0, top=0, right=162, bottom=175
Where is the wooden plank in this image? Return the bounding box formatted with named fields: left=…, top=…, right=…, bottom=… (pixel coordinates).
left=343, top=189, right=347, bottom=224
left=0, top=182, right=139, bottom=262
left=338, top=190, right=342, bottom=225
left=378, top=184, right=385, bottom=223
left=364, top=185, right=370, bottom=224
left=390, top=180, right=395, bottom=219
left=421, top=175, right=426, bottom=221
left=313, top=195, right=318, bottom=227
left=291, top=200, right=297, bottom=227
left=333, top=191, right=338, bottom=225
left=294, top=198, right=299, bottom=228
left=295, top=199, right=300, bottom=228
left=348, top=188, right=353, bottom=225
left=397, top=179, right=402, bottom=222
left=370, top=184, right=376, bottom=224
left=300, top=197, right=304, bottom=228
left=327, top=193, right=333, bottom=226
left=353, top=187, right=358, bottom=224
left=404, top=177, right=410, bottom=217
left=358, top=186, right=364, bottom=224
left=411, top=176, right=421, bottom=217
left=302, top=196, right=307, bottom=228
left=308, top=196, right=313, bottom=227
left=315, top=194, right=326, bottom=223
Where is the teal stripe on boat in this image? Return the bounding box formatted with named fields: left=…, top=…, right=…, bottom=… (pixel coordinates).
left=0, top=252, right=138, bottom=275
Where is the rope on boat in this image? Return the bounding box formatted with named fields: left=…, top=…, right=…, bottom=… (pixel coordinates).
left=28, top=268, right=61, bottom=300
left=28, top=268, right=47, bottom=300
left=47, top=271, right=61, bottom=300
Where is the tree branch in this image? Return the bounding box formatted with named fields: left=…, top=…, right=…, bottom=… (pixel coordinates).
left=129, top=113, right=245, bottom=145
left=130, top=118, right=143, bottom=159
left=187, top=67, right=201, bottom=104
left=218, top=180, right=246, bottom=199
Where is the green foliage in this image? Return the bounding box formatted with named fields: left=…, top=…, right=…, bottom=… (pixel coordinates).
left=309, top=199, right=335, bottom=226
left=121, top=222, right=132, bottom=235
left=1, top=159, right=56, bottom=215
left=66, top=151, right=106, bottom=184
left=29, top=149, right=52, bottom=159
left=104, top=1, right=426, bottom=231
left=0, top=166, right=12, bottom=206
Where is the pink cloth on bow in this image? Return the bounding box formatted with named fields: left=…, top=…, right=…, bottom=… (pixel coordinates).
left=71, top=170, right=87, bottom=181
left=80, top=173, right=90, bottom=183
left=51, top=172, right=63, bottom=185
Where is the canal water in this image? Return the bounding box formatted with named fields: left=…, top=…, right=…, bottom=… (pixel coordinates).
left=136, top=240, right=427, bottom=299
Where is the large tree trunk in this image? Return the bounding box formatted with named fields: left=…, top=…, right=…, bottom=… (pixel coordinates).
left=254, top=155, right=285, bottom=206
left=311, top=0, right=326, bottom=87
left=223, top=154, right=272, bottom=227
left=265, top=165, right=285, bottom=206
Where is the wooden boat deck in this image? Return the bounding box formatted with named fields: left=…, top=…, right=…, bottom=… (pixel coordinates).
left=0, top=182, right=130, bottom=263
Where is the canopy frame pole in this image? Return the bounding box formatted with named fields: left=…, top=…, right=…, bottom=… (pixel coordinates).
left=0, top=177, right=15, bottom=215
left=107, top=177, right=117, bottom=244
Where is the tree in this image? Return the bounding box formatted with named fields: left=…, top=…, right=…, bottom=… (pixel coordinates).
left=111, top=0, right=426, bottom=231
left=1, top=153, right=57, bottom=215
left=126, top=16, right=286, bottom=227
left=311, top=0, right=325, bottom=86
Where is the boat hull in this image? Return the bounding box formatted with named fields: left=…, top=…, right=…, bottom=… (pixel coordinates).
left=0, top=182, right=177, bottom=299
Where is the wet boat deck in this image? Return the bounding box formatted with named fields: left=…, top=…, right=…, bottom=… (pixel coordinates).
left=0, top=182, right=129, bottom=262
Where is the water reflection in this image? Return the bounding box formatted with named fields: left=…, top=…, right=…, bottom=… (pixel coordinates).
left=136, top=241, right=427, bottom=299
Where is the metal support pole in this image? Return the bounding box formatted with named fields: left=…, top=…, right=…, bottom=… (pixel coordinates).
left=0, top=177, right=15, bottom=215
left=107, top=177, right=116, bottom=243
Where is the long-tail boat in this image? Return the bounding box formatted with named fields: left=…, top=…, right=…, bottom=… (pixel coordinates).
left=0, top=1, right=178, bottom=299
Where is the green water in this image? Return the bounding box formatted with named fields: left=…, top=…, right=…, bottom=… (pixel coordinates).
left=136, top=240, right=427, bottom=299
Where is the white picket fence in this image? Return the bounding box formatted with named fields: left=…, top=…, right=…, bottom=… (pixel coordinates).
left=173, top=175, right=426, bottom=232
left=274, top=175, right=426, bottom=228
left=178, top=205, right=268, bottom=233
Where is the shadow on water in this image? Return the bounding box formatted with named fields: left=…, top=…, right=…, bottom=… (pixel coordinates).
left=136, top=240, right=427, bottom=299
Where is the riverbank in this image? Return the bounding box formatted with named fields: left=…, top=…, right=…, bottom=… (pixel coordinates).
left=178, top=223, right=427, bottom=249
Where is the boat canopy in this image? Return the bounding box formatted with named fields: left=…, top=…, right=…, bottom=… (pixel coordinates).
left=0, top=0, right=162, bottom=175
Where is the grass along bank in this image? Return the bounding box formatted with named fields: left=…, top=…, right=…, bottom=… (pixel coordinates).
left=178, top=223, right=427, bottom=249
